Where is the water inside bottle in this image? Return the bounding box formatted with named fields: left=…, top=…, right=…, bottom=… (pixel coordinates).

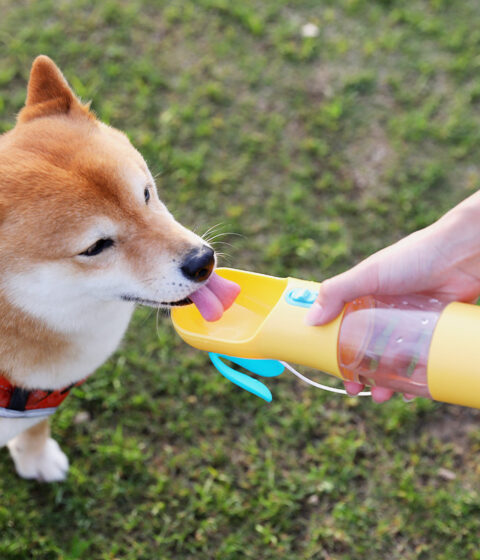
left=338, top=295, right=447, bottom=397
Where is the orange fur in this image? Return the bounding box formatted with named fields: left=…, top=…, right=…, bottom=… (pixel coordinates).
left=18, top=55, right=94, bottom=124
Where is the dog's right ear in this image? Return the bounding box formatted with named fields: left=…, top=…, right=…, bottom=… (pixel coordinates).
left=17, top=56, right=94, bottom=124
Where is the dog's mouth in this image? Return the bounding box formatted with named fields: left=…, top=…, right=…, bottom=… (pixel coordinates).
left=120, top=295, right=192, bottom=307
left=120, top=272, right=241, bottom=321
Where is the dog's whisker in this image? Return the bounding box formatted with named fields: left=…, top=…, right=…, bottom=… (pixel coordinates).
left=204, top=232, right=243, bottom=247
left=216, top=255, right=233, bottom=265
left=201, top=222, right=226, bottom=236
left=202, top=232, right=225, bottom=243
left=204, top=232, right=232, bottom=243
left=201, top=225, right=227, bottom=242
left=208, top=232, right=244, bottom=242
left=209, top=242, right=233, bottom=254
left=214, top=252, right=232, bottom=262
left=208, top=238, right=236, bottom=248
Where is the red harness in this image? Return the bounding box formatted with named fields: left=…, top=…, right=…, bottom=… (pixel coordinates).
left=0, top=375, right=83, bottom=418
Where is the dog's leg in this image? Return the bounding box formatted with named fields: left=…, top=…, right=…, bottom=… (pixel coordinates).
left=7, top=419, right=69, bottom=482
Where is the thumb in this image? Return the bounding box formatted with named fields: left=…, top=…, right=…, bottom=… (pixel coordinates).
left=305, top=263, right=378, bottom=326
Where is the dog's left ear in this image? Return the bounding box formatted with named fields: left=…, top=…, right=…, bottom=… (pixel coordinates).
left=17, top=55, right=94, bottom=124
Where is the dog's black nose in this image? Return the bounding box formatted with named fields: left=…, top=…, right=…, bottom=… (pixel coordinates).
left=181, top=246, right=215, bottom=283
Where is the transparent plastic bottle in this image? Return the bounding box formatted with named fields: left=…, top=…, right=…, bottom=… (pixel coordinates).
left=337, top=295, right=448, bottom=398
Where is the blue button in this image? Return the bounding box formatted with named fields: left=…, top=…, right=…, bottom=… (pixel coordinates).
left=285, top=288, right=318, bottom=307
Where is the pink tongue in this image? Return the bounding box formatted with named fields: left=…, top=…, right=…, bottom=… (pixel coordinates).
left=188, top=272, right=241, bottom=322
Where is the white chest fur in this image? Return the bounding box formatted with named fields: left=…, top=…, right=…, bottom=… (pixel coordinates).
left=22, top=300, right=135, bottom=390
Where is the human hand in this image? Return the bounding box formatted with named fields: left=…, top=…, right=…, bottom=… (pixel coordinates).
left=305, top=191, right=480, bottom=402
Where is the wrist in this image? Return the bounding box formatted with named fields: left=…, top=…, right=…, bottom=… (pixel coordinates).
left=428, top=191, right=480, bottom=266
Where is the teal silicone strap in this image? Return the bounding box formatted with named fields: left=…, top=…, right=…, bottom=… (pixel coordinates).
left=208, top=354, right=284, bottom=402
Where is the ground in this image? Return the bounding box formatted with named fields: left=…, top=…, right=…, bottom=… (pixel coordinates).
left=0, top=1, right=479, bottom=559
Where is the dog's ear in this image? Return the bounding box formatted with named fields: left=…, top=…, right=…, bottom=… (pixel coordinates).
left=17, top=56, right=94, bottom=124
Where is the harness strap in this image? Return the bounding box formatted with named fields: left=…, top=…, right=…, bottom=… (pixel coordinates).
left=0, top=406, right=58, bottom=419
left=8, top=387, right=31, bottom=411
left=0, top=375, right=84, bottom=419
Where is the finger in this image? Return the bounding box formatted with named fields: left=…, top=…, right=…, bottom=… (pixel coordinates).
left=305, top=263, right=378, bottom=326
left=371, top=386, right=394, bottom=403
left=402, top=393, right=416, bottom=402
left=344, top=381, right=364, bottom=396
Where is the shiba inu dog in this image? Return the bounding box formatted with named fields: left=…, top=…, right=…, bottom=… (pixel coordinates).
left=0, top=56, right=239, bottom=481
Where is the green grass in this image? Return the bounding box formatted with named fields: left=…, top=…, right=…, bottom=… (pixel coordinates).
left=1, top=1, right=480, bottom=558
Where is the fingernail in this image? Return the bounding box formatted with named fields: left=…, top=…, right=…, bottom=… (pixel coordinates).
left=305, top=302, right=324, bottom=326
left=402, top=395, right=415, bottom=403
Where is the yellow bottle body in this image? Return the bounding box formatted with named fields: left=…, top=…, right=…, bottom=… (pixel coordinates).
left=428, top=302, right=480, bottom=408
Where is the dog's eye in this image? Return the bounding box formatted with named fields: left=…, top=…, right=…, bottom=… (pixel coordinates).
left=80, top=238, right=114, bottom=257
left=144, top=187, right=151, bottom=204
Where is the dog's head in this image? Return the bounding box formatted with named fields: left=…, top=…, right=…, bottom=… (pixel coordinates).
left=0, top=56, right=214, bottom=329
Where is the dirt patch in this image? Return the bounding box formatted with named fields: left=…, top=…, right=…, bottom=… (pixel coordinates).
left=346, top=124, right=395, bottom=195
left=424, top=406, right=480, bottom=450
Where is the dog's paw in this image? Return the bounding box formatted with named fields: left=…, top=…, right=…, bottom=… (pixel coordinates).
left=7, top=437, right=69, bottom=482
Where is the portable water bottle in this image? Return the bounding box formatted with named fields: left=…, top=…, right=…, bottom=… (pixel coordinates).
left=172, top=268, right=480, bottom=408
